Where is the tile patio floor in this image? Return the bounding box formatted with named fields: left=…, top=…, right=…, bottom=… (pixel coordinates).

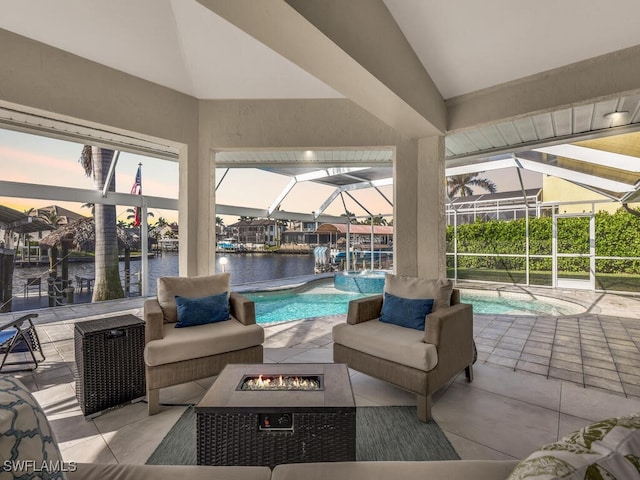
left=2, top=282, right=640, bottom=464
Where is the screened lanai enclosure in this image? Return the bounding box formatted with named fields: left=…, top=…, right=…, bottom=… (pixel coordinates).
left=446, top=194, right=640, bottom=293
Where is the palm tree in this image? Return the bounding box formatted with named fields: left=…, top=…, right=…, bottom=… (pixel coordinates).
left=340, top=211, right=358, bottom=224
left=362, top=214, right=388, bottom=226
left=79, top=146, right=124, bottom=301
left=39, top=209, right=64, bottom=228
left=126, top=207, right=154, bottom=225
left=447, top=173, right=497, bottom=198
left=81, top=202, right=95, bottom=215
left=155, top=216, right=169, bottom=230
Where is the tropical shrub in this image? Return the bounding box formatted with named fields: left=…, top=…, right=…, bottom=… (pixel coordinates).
left=447, top=207, right=640, bottom=275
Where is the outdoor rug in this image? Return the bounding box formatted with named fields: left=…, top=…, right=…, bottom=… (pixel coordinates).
left=147, top=405, right=459, bottom=465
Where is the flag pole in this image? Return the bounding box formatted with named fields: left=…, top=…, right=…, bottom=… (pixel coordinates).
left=139, top=163, right=149, bottom=297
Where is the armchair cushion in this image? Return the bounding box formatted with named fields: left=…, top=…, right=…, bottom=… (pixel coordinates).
left=145, top=319, right=265, bottom=367
left=157, top=273, right=230, bottom=323
left=385, top=274, right=453, bottom=312
left=175, top=292, right=230, bottom=328
left=380, top=292, right=434, bottom=330
left=333, top=320, right=438, bottom=371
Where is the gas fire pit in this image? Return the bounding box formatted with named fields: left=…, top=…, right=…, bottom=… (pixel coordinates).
left=239, top=374, right=323, bottom=391
left=196, top=363, right=355, bottom=468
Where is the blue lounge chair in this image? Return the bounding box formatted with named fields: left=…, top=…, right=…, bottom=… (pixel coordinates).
left=0, top=313, right=45, bottom=372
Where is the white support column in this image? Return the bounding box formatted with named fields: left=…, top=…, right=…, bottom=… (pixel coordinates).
left=370, top=220, right=374, bottom=270
left=416, top=136, right=446, bottom=278
left=141, top=199, right=149, bottom=297
left=346, top=221, right=351, bottom=272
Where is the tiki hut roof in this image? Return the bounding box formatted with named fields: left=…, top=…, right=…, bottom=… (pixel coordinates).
left=39, top=217, right=134, bottom=251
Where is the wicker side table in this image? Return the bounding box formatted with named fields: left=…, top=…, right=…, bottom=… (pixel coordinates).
left=74, top=314, right=146, bottom=417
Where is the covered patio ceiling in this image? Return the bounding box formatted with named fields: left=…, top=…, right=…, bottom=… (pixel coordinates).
left=1, top=1, right=640, bottom=219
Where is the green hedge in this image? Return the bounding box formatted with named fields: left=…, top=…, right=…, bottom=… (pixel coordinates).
left=447, top=207, right=640, bottom=274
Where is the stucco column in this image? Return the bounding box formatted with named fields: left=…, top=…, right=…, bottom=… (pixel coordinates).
left=191, top=132, right=217, bottom=277
left=178, top=143, right=204, bottom=277
left=394, top=136, right=445, bottom=279
left=417, top=136, right=446, bottom=278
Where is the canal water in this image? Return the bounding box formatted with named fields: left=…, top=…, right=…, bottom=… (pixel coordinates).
left=11, top=253, right=315, bottom=297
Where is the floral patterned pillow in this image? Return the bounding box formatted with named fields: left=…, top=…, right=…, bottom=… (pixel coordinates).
left=508, top=413, right=640, bottom=479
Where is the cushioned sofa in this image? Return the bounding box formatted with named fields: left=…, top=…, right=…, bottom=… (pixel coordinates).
left=2, top=375, right=639, bottom=480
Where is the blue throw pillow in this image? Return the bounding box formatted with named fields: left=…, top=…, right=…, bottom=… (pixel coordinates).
left=175, top=292, right=230, bottom=328
left=380, top=292, right=434, bottom=330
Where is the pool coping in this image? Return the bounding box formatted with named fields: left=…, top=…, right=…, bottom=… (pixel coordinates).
left=242, top=274, right=596, bottom=323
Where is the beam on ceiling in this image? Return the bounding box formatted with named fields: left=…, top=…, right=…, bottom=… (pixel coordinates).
left=102, top=151, right=120, bottom=197
left=216, top=204, right=344, bottom=223
left=445, top=123, right=640, bottom=163
left=198, top=0, right=444, bottom=138
left=266, top=167, right=371, bottom=215
left=534, top=144, right=640, bottom=172
left=268, top=178, right=297, bottom=215
left=447, top=45, right=640, bottom=133
left=374, top=186, right=393, bottom=207
left=0, top=104, right=179, bottom=161
left=215, top=168, right=230, bottom=191
left=344, top=191, right=372, bottom=216
left=314, top=177, right=393, bottom=216
left=514, top=157, right=634, bottom=193
left=0, top=180, right=178, bottom=210
left=445, top=157, right=517, bottom=176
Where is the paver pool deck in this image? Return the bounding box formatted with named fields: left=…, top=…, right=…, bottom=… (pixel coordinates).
left=2, top=277, right=640, bottom=463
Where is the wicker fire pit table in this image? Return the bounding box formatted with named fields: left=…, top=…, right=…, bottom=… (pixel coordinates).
left=196, top=363, right=356, bottom=468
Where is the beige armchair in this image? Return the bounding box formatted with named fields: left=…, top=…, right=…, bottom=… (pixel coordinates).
left=143, top=273, right=264, bottom=415
left=333, top=275, right=473, bottom=422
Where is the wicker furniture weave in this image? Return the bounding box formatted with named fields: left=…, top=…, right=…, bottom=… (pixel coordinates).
left=196, top=363, right=356, bottom=468
left=333, top=285, right=474, bottom=422
left=144, top=274, right=264, bottom=415
left=74, top=314, right=146, bottom=417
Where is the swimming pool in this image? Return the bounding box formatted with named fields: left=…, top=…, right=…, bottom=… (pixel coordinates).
left=244, top=284, right=369, bottom=324
left=460, top=291, right=582, bottom=316
left=243, top=281, right=585, bottom=324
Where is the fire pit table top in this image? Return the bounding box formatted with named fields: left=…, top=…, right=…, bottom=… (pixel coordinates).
left=197, top=363, right=354, bottom=412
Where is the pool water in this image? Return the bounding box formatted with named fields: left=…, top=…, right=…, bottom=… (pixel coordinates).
left=334, top=270, right=387, bottom=293
left=244, top=285, right=369, bottom=324
left=461, top=292, right=581, bottom=316
left=244, top=283, right=583, bottom=324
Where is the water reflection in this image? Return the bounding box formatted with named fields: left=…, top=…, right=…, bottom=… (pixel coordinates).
left=12, top=253, right=315, bottom=296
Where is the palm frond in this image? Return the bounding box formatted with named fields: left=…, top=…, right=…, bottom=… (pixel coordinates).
left=79, top=145, right=93, bottom=177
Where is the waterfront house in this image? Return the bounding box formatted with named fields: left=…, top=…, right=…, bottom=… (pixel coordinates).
left=226, top=219, right=285, bottom=247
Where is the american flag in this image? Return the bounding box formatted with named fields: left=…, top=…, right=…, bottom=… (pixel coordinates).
left=131, top=164, right=142, bottom=226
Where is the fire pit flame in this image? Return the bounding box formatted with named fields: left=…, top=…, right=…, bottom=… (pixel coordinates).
left=240, top=374, right=322, bottom=391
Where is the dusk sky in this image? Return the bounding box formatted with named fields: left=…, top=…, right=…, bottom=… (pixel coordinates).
left=1, top=128, right=541, bottom=226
